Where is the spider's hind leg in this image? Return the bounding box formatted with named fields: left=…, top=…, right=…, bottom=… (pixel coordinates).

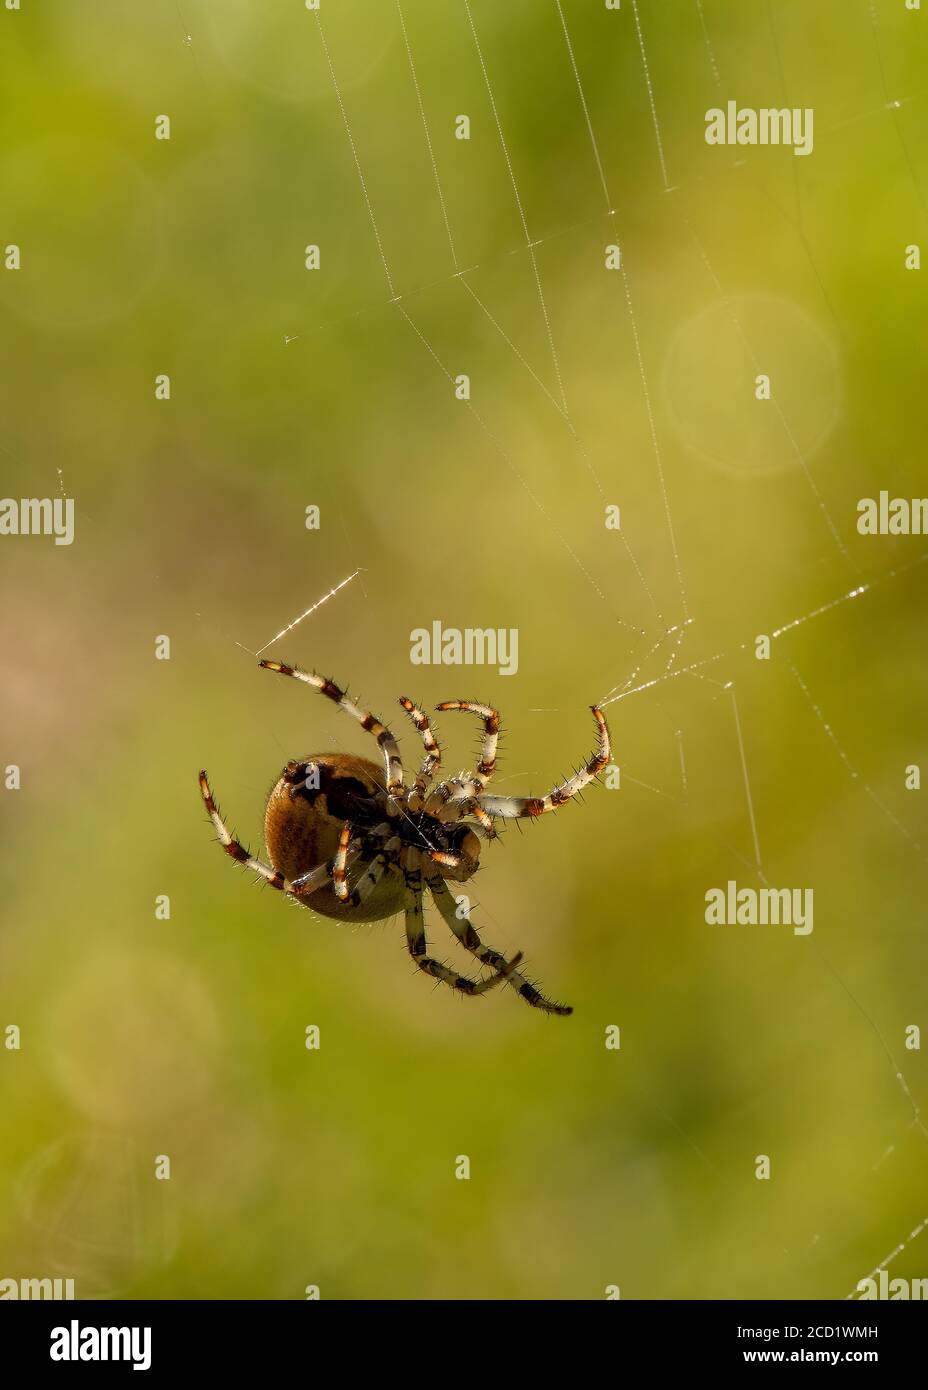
left=426, top=871, right=573, bottom=1017
left=332, top=821, right=403, bottom=908
left=200, top=770, right=364, bottom=901
left=200, top=771, right=286, bottom=890
left=402, top=852, right=522, bottom=999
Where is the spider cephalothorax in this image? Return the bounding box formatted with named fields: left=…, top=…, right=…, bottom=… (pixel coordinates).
left=199, top=659, right=611, bottom=1016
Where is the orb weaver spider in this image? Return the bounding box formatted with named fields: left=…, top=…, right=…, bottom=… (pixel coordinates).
left=199, top=659, right=611, bottom=1016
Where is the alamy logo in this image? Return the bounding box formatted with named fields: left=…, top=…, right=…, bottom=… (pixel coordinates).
left=857, top=492, right=928, bottom=535
left=0, top=1276, right=75, bottom=1299
left=50, top=1320, right=151, bottom=1371
left=705, top=101, right=814, bottom=157
left=705, top=881, right=814, bottom=936
left=856, top=1272, right=928, bottom=1300
left=410, top=621, right=518, bottom=676
left=0, top=496, right=74, bottom=545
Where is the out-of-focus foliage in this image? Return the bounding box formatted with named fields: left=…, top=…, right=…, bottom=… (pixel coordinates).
left=0, top=1, right=926, bottom=1299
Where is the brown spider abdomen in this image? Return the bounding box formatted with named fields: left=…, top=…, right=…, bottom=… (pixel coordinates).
left=264, top=753, right=405, bottom=924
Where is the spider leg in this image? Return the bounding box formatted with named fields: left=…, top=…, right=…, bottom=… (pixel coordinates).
left=402, top=850, right=523, bottom=999
left=476, top=706, right=611, bottom=820
left=397, top=697, right=442, bottom=808
left=332, top=822, right=354, bottom=900
left=420, top=782, right=496, bottom=848
left=438, top=796, right=498, bottom=840
left=200, top=770, right=361, bottom=899
left=422, top=700, right=500, bottom=818
left=259, top=660, right=405, bottom=801
left=333, top=822, right=402, bottom=907
left=423, top=780, right=460, bottom=815
left=435, top=700, right=500, bottom=788
left=290, top=851, right=360, bottom=897
left=426, top=871, right=573, bottom=1017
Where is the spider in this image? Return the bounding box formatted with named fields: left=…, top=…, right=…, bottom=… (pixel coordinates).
left=198, top=659, right=611, bottom=1016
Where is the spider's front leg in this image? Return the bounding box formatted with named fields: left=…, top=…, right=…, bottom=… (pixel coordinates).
left=434, top=700, right=500, bottom=788
left=422, top=780, right=496, bottom=843
left=426, top=871, right=573, bottom=1017
left=422, top=701, right=500, bottom=823
left=397, top=697, right=442, bottom=810
left=402, top=850, right=522, bottom=999
left=437, top=795, right=498, bottom=842
left=476, top=706, right=611, bottom=820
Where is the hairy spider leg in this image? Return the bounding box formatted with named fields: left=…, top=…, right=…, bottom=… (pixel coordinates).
left=435, top=700, right=500, bottom=788
left=426, top=870, right=572, bottom=1016
left=402, top=850, right=523, bottom=999
left=397, top=697, right=442, bottom=808
left=476, top=706, right=611, bottom=820
left=259, top=660, right=405, bottom=800
left=332, top=821, right=403, bottom=908
left=201, top=770, right=363, bottom=899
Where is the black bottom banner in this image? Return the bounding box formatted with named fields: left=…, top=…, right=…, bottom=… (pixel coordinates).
left=1, top=1297, right=917, bottom=1375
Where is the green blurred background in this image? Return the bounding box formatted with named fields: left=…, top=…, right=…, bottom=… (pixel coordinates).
left=1, top=0, right=926, bottom=1300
